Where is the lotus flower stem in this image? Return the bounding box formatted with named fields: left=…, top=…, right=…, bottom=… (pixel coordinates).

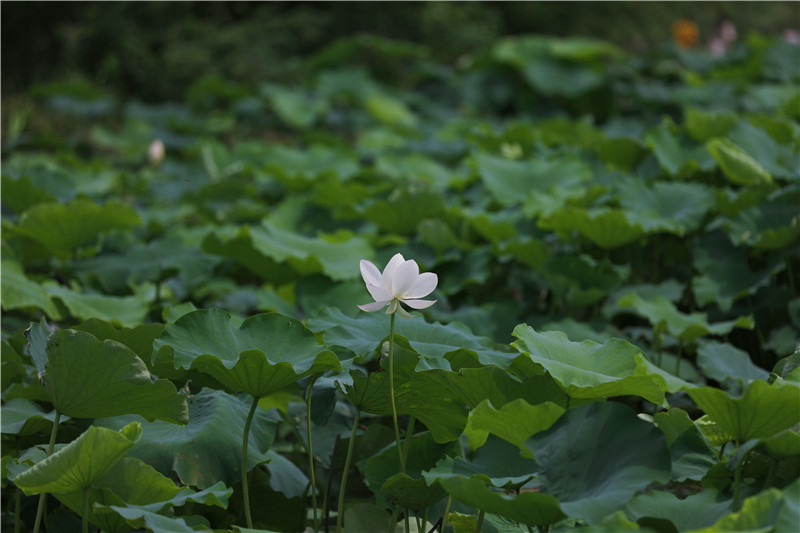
left=400, top=416, right=415, bottom=472
left=82, top=487, right=89, bottom=533
left=441, top=495, right=452, bottom=533
left=307, top=376, right=320, bottom=533
left=242, top=396, right=259, bottom=529
left=388, top=313, right=405, bottom=473
left=476, top=510, right=485, bottom=532
left=32, top=410, right=61, bottom=533
left=404, top=509, right=410, bottom=533
left=337, top=408, right=361, bottom=533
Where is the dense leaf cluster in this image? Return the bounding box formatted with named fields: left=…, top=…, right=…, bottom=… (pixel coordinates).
left=2, top=31, right=799, bottom=533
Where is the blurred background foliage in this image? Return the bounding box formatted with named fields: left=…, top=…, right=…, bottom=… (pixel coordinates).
left=2, top=1, right=797, bottom=102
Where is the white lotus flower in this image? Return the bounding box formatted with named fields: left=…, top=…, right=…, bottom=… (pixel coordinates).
left=358, top=253, right=437, bottom=317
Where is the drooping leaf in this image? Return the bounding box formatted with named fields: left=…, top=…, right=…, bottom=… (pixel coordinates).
left=0, top=398, right=67, bottom=436
left=653, top=408, right=717, bottom=481
left=696, top=340, right=770, bottom=384
left=43, top=282, right=150, bottom=328
left=526, top=402, right=672, bottom=524
left=0, top=260, right=61, bottom=317
left=687, top=380, right=800, bottom=442
left=616, top=177, right=715, bottom=236
left=41, top=328, right=188, bottom=423
left=96, top=388, right=277, bottom=489
left=13, top=422, right=142, bottom=494
left=153, top=308, right=340, bottom=398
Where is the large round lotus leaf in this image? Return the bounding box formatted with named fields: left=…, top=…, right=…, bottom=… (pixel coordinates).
left=43, top=282, right=150, bottom=328
left=95, top=388, right=276, bottom=489
left=436, top=475, right=565, bottom=526
left=652, top=409, right=716, bottom=482
left=464, top=399, right=564, bottom=455
left=526, top=401, right=671, bottom=524
left=13, top=422, right=142, bottom=494
left=512, top=324, right=688, bottom=406
left=687, top=380, right=800, bottom=442
left=42, top=329, right=188, bottom=424
left=539, top=207, right=645, bottom=249
left=625, top=489, right=731, bottom=532
left=616, top=177, right=715, bottom=236
left=0, top=260, right=61, bottom=318
left=152, top=309, right=340, bottom=398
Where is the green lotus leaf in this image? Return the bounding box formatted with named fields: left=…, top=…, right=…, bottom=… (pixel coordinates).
left=41, top=328, right=188, bottom=423
left=436, top=475, right=565, bottom=526
left=644, top=123, right=707, bottom=177
left=653, top=408, right=716, bottom=481
left=95, top=388, right=277, bottom=489
left=364, top=430, right=458, bottom=509
left=538, top=208, right=645, bottom=249
left=72, top=234, right=220, bottom=294
left=43, top=282, right=150, bottom=328
left=720, top=203, right=800, bottom=252
left=618, top=292, right=754, bottom=343
left=153, top=308, right=340, bottom=398
left=691, top=233, right=775, bottom=312
left=309, top=307, right=514, bottom=369
left=336, top=349, right=469, bottom=443
left=687, top=380, right=800, bottom=442
left=707, top=137, right=772, bottom=187
left=381, top=473, right=447, bottom=512
left=375, top=153, right=455, bottom=190
left=266, top=85, right=328, bottom=129
left=203, top=222, right=372, bottom=282
left=512, top=325, right=689, bottom=406
left=13, top=422, right=141, bottom=494
left=472, top=151, right=590, bottom=209
left=362, top=183, right=446, bottom=235
left=0, top=398, right=68, bottom=436
left=54, top=457, right=183, bottom=533
left=616, top=177, right=715, bottom=236
left=690, top=487, right=784, bottom=532
left=424, top=435, right=540, bottom=489
left=365, top=93, right=417, bottom=130
left=1, top=174, right=57, bottom=215
left=73, top=318, right=164, bottom=364
left=625, top=489, right=731, bottom=532
left=94, top=506, right=210, bottom=533
left=0, top=260, right=61, bottom=317
left=526, top=402, right=672, bottom=524
left=464, top=399, right=565, bottom=455
left=728, top=120, right=797, bottom=180
left=10, top=199, right=140, bottom=258
left=263, top=144, right=359, bottom=186
left=684, top=108, right=738, bottom=142
left=696, top=340, right=770, bottom=384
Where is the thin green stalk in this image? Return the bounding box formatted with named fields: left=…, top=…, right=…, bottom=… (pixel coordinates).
left=82, top=487, right=89, bottom=533
left=33, top=410, right=61, bottom=533
left=675, top=340, right=683, bottom=377
left=404, top=509, right=410, bottom=533
left=324, top=435, right=340, bottom=533
left=733, top=458, right=743, bottom=512
left=415, top=513, right=422, bottom=533
left=400, top=416, right=416, bottom=473
left=307, top=376, right=320, bottom=533
left=476, top=510, right=485, bottom=533
left=388, top=313, right=405, bottom=472
left=15, top=487, right=21, bottom=533
left=242, top=397, right=260, bottom=529
left=441, top=496, right=451, bottom=533
left=337, top=408, right=361, bottom=533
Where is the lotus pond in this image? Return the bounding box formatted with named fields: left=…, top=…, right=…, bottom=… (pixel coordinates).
left=1, top=30, right=799, bottom=533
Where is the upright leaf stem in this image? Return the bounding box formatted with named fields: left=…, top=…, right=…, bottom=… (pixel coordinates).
left=388, top=313, right=405, bottom=472
left=32, top=410, right=61, bottom=533
left=242, top=396, right=259, bottom=529
left=307, top=376, right=320, bottom=533
left=82, top=487, right=89, bottom=533
left=337, top=408, right=361, bottom=533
